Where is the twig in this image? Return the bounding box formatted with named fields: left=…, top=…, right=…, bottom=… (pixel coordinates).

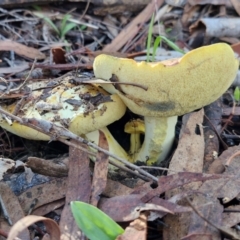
left=9, top=58, right=37, bottom=93
left=0, top=107, right=158, bottom=183
left=225, top=150, right=240, bottom=167
left=74, top=77, right=148, bottom=91
left=79, top=0, right=90, bottom=21
left=60, top=138, right=150, bottom=182
left=139, top=166, right=177, bottom=173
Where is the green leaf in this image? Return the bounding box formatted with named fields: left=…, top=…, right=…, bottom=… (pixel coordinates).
left=60, top=14, right=71, bottom=34
left=71, top=201, right=124, bottom=240
left=60, top=22, right=77, bottom=39
left=152, top=36, right=161, bottom=61
left=234, top=86, right=240, bottom=102
left=146, top=14, right=154, bottom=62
left=35, top=12, right=60, bottom=35
left=160, top=35, right=185, bottom=54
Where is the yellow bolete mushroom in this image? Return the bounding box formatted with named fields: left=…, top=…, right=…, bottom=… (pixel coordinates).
left=0, top=78, right=129, bottom=165
left=93, top=43, right=239, bottom=164
left=124, top=119, right=145, bottom=161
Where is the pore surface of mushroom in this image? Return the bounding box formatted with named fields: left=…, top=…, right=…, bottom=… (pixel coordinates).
left=0, top=77, right=129, bottom=165
left=93, top=43, right=239, bottom=164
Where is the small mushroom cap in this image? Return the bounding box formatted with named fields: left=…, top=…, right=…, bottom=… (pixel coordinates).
left=0, top=79, right=126, bottom=140
left=124, top=119, right=145, bottom=134
left=94, top=43, right=239, bottom=117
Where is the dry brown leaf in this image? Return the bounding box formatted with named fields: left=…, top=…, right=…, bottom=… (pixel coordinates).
left=0, top=40, right=45, bottom=60
left=199, top=172, right=240, bottom=204
left=7, top=215, right=60, bottom=240
left=0, top=182, right=30, bottom=240
left=99, top=194, right=173, bottom=222
left=59, top=141, right=91, bottom=240
left=163, top=110, right=206, bottom=239
left=103, top=179, right=132, bottom=197
left=116, top=212, right=148, bottom=240
left=223, top=205, right=240, bottom=228
left=18, top=177, right=67, bottom=214
left=186, top=195, right=222, bottom=239
left=32, top=199, right=65, bottom=216
left=167, top=109, right=205, bottom=175
left=90, top=130, right=109, bottom=206
left=201, top=175, right=240, bottom=203
left=141, top=172, right=223, bottom=204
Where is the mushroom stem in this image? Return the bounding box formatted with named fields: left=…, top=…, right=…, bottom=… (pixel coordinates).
left=129, top=133, right=141, bottom=157
left=124, top=119, right=145, bottom=162
left=133, top=116, right=177, bottom=165
left=85, top=127, right=130, bottom=165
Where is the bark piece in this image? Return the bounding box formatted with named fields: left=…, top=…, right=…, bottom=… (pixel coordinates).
left=190, top=18, right=240, bottom=38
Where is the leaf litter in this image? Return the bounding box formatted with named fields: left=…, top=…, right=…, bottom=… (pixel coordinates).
left=0, top=0, right=239, bottom=239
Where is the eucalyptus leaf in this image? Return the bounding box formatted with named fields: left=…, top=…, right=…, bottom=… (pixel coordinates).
left=71, top=201, right=124, bottom=240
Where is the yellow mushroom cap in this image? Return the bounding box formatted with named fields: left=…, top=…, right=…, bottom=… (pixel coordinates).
left=0, top=79, right=126, bottom=140
left=124, top=119, right=145, bottom=134
left=93, top=43, right=239, bottom=117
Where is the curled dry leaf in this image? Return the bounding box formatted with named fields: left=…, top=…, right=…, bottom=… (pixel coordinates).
left=116, top=212, right=148, bottom=240
left=7, top=215, right=60, bottom=240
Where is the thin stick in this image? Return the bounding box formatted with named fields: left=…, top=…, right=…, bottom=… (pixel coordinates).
left=9, top=58, right=37, bottom=93
left=74, top=77, right=148, bottom=91
left=0, top=107, right=158, bottom=183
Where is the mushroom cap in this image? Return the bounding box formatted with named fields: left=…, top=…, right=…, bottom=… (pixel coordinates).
left=124, top=119, right=145, bottom=134
left=0, top=78, right=126, bottom=140
left=93, top=43, right=239, bottom=117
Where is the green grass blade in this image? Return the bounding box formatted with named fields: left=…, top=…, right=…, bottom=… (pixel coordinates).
left=152, top=36, right=161, bottom=61
left=60, top=14, right=71, bottom=34
left=160, top=35, right=185, bottom=54
left=34, top=12, right=60, bottom=35
left=146, top=14, right=154, bottom=62
left=60, top=22, right=77, bottom=39
left=234, top=86, right=240, bottom=102
left=71, top=201, right=124, bottom=240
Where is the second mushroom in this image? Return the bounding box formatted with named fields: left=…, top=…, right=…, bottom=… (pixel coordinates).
left=93, top=43, right=239, bottom=165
